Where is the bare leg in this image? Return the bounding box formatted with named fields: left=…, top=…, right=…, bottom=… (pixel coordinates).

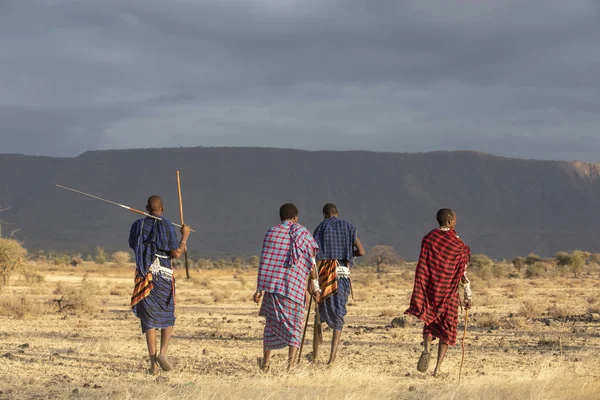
left=287, top=346, right=299, bottom=370
left=433, top=342, right=449, bottom=376
left=156, top=326, right=173, bottom=371
left=145, top=329, right=159, bottom=375
left=263, top=349, right=271, bottom=364
left=417, top=333, right=433, bottom=373
left=159, top=326, right=173, bottom=357
left=258, top=349, right=271, bottom=372
left=423, top=333, right=432, bottom=352
left=312, top=319, right=321, bottom=362
left=327, top=330, right=342, bottom=365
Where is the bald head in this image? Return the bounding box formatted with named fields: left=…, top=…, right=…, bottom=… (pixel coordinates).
left=323, top=203, right=339, bottom=218
left=436, top=208, right=456, bottom=228
left=147, top=195, right=164, bottom=215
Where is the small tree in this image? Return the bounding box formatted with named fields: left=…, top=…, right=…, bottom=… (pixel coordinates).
left=0, top=238, right=27, bottom=291
left=112, top=251, right=131, bottom=267
left=556, top=250, right=590, bottom=278
left=95, top=246, right=106, bottom=265
left=570, top=250, right=590, bottom=278
left=525, top=253, right=542, bottom=266
left=512, top=257, right=525, bottom=273
left=366, top=245, right=402, bottom=273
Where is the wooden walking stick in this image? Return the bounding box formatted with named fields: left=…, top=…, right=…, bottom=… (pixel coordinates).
left=459, top=308, right=469, bottom=382
left=176, top=171, right=190, bottom=279
left=297, top=295, right=314, bottom=364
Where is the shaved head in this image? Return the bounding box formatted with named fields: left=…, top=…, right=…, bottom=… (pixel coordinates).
left=436, top=208, right=455, bottom=227
left=147, top=195, right=164, bottom=214
left=323, top=203, right=339, bottom=217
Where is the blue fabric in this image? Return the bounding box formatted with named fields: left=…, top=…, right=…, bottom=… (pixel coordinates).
left=129, top=217, right=179, bottom=275
left=318, top=277, right=350, bottom=330
left=313, top=217, right=357, bottom=266
left=129, top=217, right=180, bottom=332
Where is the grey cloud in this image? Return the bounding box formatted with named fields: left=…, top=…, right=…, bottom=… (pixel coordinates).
left=1, top=1, right=599, bottom=161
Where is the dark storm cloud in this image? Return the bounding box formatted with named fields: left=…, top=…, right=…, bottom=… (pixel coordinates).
left=1, top=1, right=599, bottom=160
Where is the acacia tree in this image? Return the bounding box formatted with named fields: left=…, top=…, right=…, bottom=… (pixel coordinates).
left=556, top=250, right=591, bottom=278
left=366, top=245, right=402, bottom=273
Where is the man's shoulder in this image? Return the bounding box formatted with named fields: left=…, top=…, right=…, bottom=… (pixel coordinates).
left=338, top=219, right=355, bottom=230
left=130, top=218, right=144, bottom=228
left=422, top=228, right=441, bottom=240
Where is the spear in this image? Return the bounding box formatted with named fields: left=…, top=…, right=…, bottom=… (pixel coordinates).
left=176, top=171, right=191, bottom=279
left=55, top=184, right=195, bottom=231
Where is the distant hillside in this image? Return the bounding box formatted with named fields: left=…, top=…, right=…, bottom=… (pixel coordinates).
left=1, top=147, right=599, bottom=260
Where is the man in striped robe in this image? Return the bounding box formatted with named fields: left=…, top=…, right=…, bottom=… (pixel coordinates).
left=405, top=208, right=472, bottom=376
left=253, top=203, right=320, bottom=372
left=129, top=195, right=190, bottom=375
left=311, top=203, right=365, bottom=365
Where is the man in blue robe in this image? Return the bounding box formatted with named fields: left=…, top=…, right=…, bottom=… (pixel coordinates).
left=129, top=195, right=190, bottom=375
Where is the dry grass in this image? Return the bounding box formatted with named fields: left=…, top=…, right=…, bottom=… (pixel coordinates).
left=519, top=299, right=545, bottom=319
left=0, top=263, right=599, bottom=399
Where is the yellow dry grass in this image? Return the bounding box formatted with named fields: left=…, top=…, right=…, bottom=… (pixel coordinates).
left=1, top=262, right=599, bottom=399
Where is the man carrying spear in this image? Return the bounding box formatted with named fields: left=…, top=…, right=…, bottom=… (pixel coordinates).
left=253, top=203, right=320, bottom=372
left=405, top=208, right=472, bottom=377
left=129, top=195, right=191, bottom=375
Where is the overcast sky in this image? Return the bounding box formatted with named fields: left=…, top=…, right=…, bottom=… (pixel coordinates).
left=1, top=1, right=598, bottom=161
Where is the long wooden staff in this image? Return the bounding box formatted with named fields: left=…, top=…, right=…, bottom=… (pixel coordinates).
left=297, top=295, right=314, bottom=364
left=176, top=171, right=191, bottom=279
left=459, top=308, right=469, bottom=382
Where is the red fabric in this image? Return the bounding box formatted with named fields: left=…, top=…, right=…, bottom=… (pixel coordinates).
left=405, top=228, right=470, bottom=346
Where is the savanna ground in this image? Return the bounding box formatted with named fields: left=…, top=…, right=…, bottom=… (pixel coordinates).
left=1, top=262, right=600, bottom=400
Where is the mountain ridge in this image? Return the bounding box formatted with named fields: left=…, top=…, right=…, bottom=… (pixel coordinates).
left=1, top=147, right=599, bottom=260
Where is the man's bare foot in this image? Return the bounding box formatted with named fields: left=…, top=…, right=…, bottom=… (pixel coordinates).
left=257, top=357, right=270, bottom=373
left=149, top=355, right=159, bottom=375
left=417, top=350, right=431, bottom=373
left=156, top=354, right=172, bottom=371
left=432, top=369, right=449, bottom=378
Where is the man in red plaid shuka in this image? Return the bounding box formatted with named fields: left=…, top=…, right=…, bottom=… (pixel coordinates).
left=254, top=203, right=320, bottom=372
left=405, top=208, right=472, bottom=376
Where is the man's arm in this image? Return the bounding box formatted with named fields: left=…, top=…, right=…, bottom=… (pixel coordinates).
left=353, top=237, right=365, bottom=257
left=170, top=224, right=191, bottom=259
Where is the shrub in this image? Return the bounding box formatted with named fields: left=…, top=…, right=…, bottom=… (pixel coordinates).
left=512, top=257, right=526, bottom=272
left=0, top=296, right=51, bottom=318
left=526, top=263, right=546, bottom=278
left=519, top=299, right=543, bottom=318
left=470, top=254, right=494, bottom=280
left=525, top=253, right=543, bottom=265
left=0, top=238, right=27, bottom=291
left=53, top=276, right=98, bottom=314
left=197, top=259, right=214, bottom=269
left=95, top=246, right=106, bottom=265
left=492, top=263, right=508, bottom=279
left=112, top=251, right=131, bottom=267
left=20, top=267, right=45, bottom=286
left=249, top=255, right=260, bottom=268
